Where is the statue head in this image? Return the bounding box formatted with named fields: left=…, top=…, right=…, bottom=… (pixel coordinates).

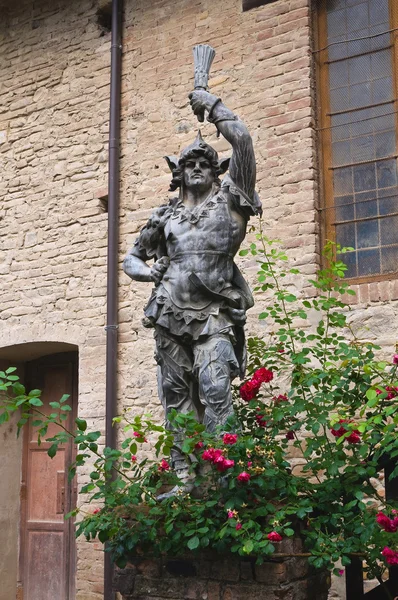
left=164, top=131, right=230, bottom=193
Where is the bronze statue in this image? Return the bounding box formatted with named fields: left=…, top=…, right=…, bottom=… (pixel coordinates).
left=123, top=45, right=261, bottom=493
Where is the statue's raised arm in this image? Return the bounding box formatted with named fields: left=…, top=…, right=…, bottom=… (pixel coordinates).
left=189, top=90, right=261, bottom=215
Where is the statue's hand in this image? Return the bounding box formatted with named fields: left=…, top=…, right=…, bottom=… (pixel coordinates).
left=150, top=257, right=170, bottom=286
left=189, top=90, right=219, bottom=121
left=227, top=307, right=247, bottom=326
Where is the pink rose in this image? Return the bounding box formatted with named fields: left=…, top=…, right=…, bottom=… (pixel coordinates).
left=223, top=433, right=238, bottom=445
left=202, top=448, right=223, bottom=462
left=223, top=459, right=235, bottom=470
left=377, top=512, right=398, bottom=533
left=382, top=547, right=398, bottom=565
left=131, top=455, right=137, bottom=462
left=393, top=354, right=398, bottom=365
left=236, top=523, right=242, bottom=531
left=195, top=441, right=204, bottom=449
left=237, top=471, right=251, bottom=483
left=267, top=531, right=282, bottom=542
left=214, top=456, right=234, bottom=472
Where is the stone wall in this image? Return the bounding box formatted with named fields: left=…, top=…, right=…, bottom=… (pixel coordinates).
left=113, top=544, right=330, bottom=600
left=0, top=0, right=397, bottom=598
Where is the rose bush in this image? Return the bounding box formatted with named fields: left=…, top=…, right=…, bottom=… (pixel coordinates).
left=1, top=232, right=397, bottom=588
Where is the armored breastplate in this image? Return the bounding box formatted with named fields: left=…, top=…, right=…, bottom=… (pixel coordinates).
left=161, top=191, right=245, bottom=310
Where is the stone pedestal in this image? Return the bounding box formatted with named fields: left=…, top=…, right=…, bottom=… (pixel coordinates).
left=113, top=542, right=330, bottom=600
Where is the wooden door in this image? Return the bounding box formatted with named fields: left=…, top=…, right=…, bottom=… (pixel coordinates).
left=19, top=353, right=78, bottom=600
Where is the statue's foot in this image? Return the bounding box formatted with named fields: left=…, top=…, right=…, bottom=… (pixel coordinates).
left=156, top=481, right=195, bottom=501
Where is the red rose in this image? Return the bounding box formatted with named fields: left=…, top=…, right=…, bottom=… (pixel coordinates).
left=346, top=432, right=360, bottom=444
left=240, top=379, right=261, bottom=402
left=158, top=459, right=170, bottom=472
left=267, top=531, right=282, bottom=542
left=330, top=419, right=361, bottom=444
left=131, top=455, right=137, bottom=462
left=255, top=408, right=267, bottom=428
left=286, top=430, right=294, bottom=440
left=237, top=471, right=251, bottom=483
left=195, top=441, right=204, bottom=449
left=253, top=367, right=273, bottom=384
left=236, top=523, right=242, bottom=530
left=274, top=394, right=288, bottom=404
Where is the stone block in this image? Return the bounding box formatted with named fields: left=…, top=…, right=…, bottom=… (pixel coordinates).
left=255, top=560, right=287, bottom=584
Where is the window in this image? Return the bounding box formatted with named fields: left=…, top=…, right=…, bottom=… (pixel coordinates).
left=317, top=0, right=398, bottom=280
left=242, top=0, right=277, bottom=11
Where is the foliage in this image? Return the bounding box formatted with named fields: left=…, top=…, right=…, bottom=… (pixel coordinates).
left=1, top=230, right=398, bottom=587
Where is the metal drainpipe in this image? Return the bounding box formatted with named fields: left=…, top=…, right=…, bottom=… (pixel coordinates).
left=104, top=0, right=123, bottom=598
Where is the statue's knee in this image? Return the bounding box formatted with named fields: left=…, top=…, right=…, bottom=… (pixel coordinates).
left=199, top=364, right=231, bottom=401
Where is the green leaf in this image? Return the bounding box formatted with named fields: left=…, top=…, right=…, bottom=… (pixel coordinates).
left=29, top=397, right=43, bottom=407
left=366, top=389, right=377, bottom=401
left=48, top=444, right=58, bottom=458
left=0, top=412, right=9, bottom=425
left=181, top=439, right=192, bottom=454
left=243, top=540, right=254, bottom=554
left=6, top=367, right=17, bottom=374
left=75, top=418, right=87, bottom=431
left=187, top=536, right=199, bottom=550
left=98, top=530, right=109, bottom=543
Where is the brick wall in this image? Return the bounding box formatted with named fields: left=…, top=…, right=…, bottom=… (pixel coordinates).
left=0, top=1, right=111, bottom=597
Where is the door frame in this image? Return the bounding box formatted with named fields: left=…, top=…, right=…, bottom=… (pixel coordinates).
left=19, top=351, right=78, bottom=600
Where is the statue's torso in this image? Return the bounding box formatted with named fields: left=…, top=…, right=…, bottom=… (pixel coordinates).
left=162, top=191, right=246, bottom=309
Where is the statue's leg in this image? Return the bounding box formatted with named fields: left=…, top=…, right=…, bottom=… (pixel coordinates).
left=154, top=328, right=198, bottom=498
left=154, top=327, right=198, bottom=427
left=193, top=333, right=239, bottom=433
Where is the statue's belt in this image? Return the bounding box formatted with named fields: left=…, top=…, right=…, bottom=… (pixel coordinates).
left=188, top=272, right=240, bottom=309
